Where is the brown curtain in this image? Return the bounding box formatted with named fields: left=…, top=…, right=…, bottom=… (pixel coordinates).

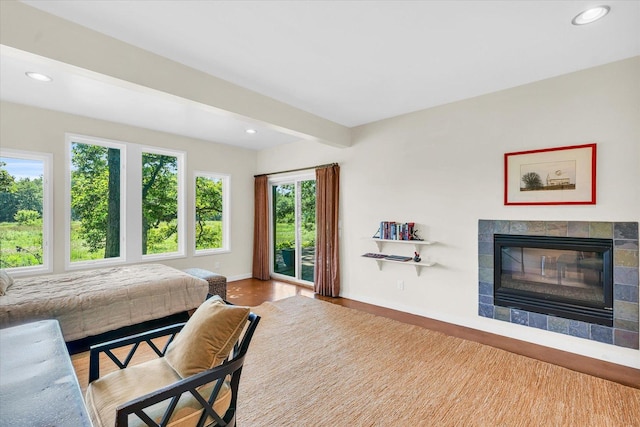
left=252, top=175, right=270, bottom=280
left=314, top=164, right=340, bottom=297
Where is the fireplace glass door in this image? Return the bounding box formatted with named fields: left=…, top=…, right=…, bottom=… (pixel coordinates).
left=500, top=246, right=605, bottom=305
left=494, top=234, right=613, bottom=326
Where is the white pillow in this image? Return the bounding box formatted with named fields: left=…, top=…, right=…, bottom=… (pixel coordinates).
left=0, top=270, right=14, bottom=296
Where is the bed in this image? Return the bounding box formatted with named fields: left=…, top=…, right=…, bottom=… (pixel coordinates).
left=0, top=264, right=208, bottom=345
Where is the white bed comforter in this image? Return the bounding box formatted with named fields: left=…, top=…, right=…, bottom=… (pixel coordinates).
left=0, top=264, right=208, bottom=341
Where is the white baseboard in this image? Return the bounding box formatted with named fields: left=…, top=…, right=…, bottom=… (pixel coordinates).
left=227, top=272, right=252, bottom=282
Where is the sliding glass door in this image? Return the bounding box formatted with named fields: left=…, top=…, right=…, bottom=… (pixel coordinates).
left=271, top=175, right=315, bottom=284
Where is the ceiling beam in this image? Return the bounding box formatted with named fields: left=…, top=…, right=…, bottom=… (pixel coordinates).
left=0, top=1, right=351, bottom=148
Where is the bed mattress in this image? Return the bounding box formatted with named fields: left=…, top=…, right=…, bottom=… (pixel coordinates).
left=0, top=264, right=208, bottom=341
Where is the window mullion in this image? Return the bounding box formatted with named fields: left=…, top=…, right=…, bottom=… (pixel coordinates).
left=126, top=145, right=142, bottom=264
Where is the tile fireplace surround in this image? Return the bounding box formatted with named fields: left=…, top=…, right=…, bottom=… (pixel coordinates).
left=478, top=220, right=639, bottom=349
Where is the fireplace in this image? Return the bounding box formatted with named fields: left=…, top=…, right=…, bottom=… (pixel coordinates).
left=494, top=234, right=613, bottom=326
left=478, top=220, right=638, bottom=349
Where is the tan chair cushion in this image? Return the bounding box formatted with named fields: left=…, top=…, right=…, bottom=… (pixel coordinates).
left=85, top=358, right=232, bottom=427
left=165, top=295, right=250, bottom=378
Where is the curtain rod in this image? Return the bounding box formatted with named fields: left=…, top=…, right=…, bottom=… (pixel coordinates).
left=254, top=162, right=338, bottom=178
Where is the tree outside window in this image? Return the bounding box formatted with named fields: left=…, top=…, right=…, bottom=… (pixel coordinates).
left=70, top=142, right=122, bottom=262
left=142, top=152, right=179, bottom=255
left=195, top=173, right=229, bottom=252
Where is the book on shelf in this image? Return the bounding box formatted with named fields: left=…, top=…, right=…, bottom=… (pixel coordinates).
left=362, top=252, right=388, bottom=259
left=362, top=253, right=413, bottom=262
left=384, top=255, right=413, bottom=262
left=377, top=221, right=416, bottom=241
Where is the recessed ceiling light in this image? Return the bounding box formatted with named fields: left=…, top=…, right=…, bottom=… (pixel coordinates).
left=25, top=71, right=53, bottom=82
left=572, top=5, right=610, bottom=25
left=245, top=129, right=257, bottom=134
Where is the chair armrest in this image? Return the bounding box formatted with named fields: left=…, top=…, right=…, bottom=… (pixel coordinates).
left=115, top=356, right=244, bottom=427
left=89, top=322, right=187, bottom=383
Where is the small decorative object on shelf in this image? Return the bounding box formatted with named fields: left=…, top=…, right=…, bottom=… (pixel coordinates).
left=413, top=251, right=421, bottom=262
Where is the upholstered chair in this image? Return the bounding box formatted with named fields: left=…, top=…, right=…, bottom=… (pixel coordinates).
left=85, top=296, right=259, bottom=427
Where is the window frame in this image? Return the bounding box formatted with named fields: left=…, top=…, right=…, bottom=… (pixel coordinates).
left=65, top=134, right=127, bottom=270
left=140, top=145, right=186, bottom=261
left=0, top=148, right=53, bottom=276
left=193, top=171, right=231, bottom=256
left=65, top=134, right=186, bottom=270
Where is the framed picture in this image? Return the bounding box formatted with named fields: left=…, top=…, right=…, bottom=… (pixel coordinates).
left=504, top=143, right=596, bottom=205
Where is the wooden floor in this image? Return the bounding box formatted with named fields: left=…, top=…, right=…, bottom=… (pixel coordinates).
left=72, top=278, right=640, bottom=391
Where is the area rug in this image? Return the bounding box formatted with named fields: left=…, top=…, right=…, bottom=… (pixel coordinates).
left=238, top=295, right=639, bottom=426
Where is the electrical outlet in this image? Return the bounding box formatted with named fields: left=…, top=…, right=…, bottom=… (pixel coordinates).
left=214, top=262, right=221, bottom=270
left=397, top=280, right=404, bottom=291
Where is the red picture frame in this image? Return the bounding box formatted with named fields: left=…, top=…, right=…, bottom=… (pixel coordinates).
left=504, top=143, right=596, bottom=206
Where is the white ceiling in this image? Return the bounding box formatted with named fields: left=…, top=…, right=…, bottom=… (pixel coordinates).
left=3, top=0, right=640, bottom=150
left=0, top=46, right=303, bottom=150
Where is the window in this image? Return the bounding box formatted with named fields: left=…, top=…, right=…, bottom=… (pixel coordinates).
left=66, top=134, right=185, bottom=268
left=68, top=139, right=125, bottom=264
left=141, top=149, right=183, bottom=257
left=0, top=149, right=52, bottom=275
left=270, top=174, right=316, bottom=284
left=194, top=172, right=230, bottom=254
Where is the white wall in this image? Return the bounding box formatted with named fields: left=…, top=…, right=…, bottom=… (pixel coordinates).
left=2, top=57, right=638, bottom=367
left=258, top=56, right=640, bottom=368
left=0, top=101, right=257, bottom=280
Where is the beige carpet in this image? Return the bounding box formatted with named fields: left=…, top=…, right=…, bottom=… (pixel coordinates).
left=238, top=295, right=639, bottom=426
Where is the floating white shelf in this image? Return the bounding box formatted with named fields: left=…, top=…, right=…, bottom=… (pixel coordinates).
left=370, top=258, right=436, bottom=276
left=366, top=238, right=437, bottom=276
left=371, top=238, right=435, bottom=252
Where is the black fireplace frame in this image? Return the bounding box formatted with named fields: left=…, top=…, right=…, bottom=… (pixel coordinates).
left=493, top=234, right=613, bottom=327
